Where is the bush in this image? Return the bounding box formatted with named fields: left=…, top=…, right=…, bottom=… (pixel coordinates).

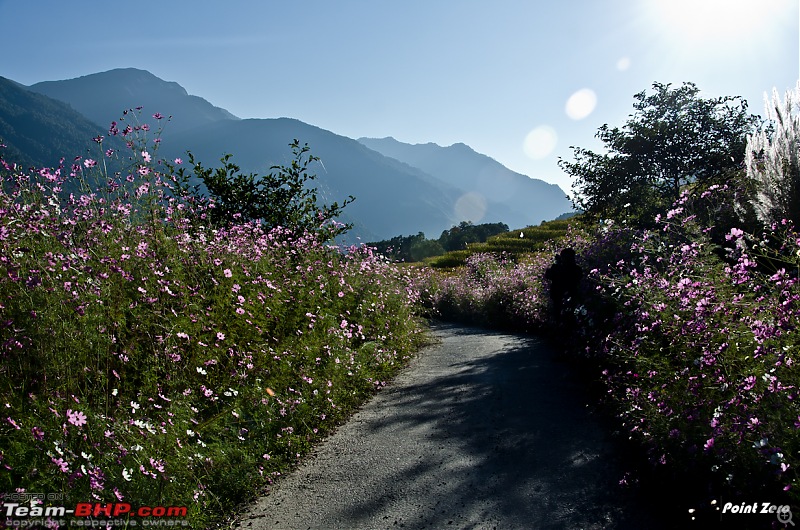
left=421, top=186, right=800, bottom=507
left=0, top=112, right=426, bottom=528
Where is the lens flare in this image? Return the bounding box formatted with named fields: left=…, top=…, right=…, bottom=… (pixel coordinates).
left=565, top=89, right=597, bottom=120
left=523, top=126, right=558, bottom=160
left=454, top=192, right=487, bottom=223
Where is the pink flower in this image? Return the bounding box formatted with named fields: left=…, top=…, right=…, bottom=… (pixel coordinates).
left=174, top=158, right=183, bottom=165
left=52, top=457, right=69, bottom=473
left=31, top=426, right=44, bottom=440
left=223, top=269, right=233, bottom=278
left=726, top=227, right=744, bottom=241
left=216, top=332, right=225, bottom=341
left=83, top=159, right=97, bottom=168
left=67, top=409, right=87, bottom=427
left=141, top=151, right=151, bottom=163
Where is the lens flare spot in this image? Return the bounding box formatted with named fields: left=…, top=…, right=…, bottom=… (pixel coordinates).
left=523, top=126, right=558, bottom=160
left=454, top=192, right=487, bottom=223
left=616, top=57, right=631, bottom=71
left=565, top=89, right=597, bottom=120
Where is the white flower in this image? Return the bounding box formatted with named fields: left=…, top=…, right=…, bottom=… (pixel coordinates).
left=196, top=367, right=207, bottom=376
left=122, top=468, right=133, bottom=481
left=130, top=401, right=140, bottom=414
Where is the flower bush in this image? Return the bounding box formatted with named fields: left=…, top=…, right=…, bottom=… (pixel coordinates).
left=0, top=111, right=426, bottom=527
left=422, top=187, right=800, bottom=507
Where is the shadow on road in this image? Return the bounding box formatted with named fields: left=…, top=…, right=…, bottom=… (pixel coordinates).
left=321, top=323, right=667, bottom=529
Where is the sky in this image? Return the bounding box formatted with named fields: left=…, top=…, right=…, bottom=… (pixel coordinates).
left=0, top=0, right=798, bottom=195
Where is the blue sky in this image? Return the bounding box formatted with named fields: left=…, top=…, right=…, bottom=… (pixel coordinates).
left=0, top=0, right=797, bottom=194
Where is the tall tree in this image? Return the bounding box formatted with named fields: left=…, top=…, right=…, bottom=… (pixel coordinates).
left=560, top=82, right=759, bottom=224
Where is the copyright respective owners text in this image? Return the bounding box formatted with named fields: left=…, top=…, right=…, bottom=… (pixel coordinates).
left=2, top=493, right=189, bottom=527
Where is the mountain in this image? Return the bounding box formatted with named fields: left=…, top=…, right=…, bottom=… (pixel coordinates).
left=358, top=137, right=573, bottom=227
left=0, top=76, right=118, bottom=169
left=163, top=118, right=460, bottom=240
left=28, top=68, right=238, bottom=135
left=3, top=68, right=573, bottom=239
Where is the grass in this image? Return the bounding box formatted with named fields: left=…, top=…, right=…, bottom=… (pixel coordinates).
left=0, top=121, right=428, bottom=528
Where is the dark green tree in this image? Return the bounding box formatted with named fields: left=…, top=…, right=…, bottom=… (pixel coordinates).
left=559, top=82, right=759, bottom=224
left=171, top=140, right=354, bottom=237
left=368, top=232, right=428, bottom=262
left=438, top=221, right=509, bottom=251
left=409, top=238, right=445, bottom=261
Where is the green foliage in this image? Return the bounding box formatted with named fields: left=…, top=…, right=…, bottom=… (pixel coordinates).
left=426, top=219, right=574, bottom=268
left=410, top=238, right=445, bottom=261
left=368, top=221, right=509, bottom=263
left=368, top=232, right=428, bottom=262
left=173, top=140, right=354, bottom=237
left=0, top=121, right=424, bottom=528
left=438, top=221, right=509, bottom=251
left=560, top=82, right=759, bottom=225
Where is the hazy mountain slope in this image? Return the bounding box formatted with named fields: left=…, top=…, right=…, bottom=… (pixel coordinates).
left=9, top=67, right=572, bottom=238
left=358, top=136, right=573, bottom=225
left=0, top=76, right=118, bottom=169
left=164, top=118, right=461, bottom=240
left=28, top=68, right=239, bottom=135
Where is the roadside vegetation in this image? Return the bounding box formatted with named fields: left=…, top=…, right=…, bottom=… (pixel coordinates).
left=4, top=79, right=799, bottom=527
left=0, top=111, right=426, bottom=528
left=419, top=82, right=800, bottom=515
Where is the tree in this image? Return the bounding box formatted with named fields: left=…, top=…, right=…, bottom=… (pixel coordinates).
left=438, top=221, right=509, bottom=251
left=559, top=82, right=759, bottom=224
left=172, top=140, right=354, bottom=237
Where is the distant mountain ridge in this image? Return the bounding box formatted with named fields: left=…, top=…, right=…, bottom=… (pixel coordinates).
left=162, top=117, right=461, bottom=240
left=0, top=75, right=117, bottom=169
left=358, top=136, right=572, bottom=228
left=29, top=68, right=239, bottom=135
left=1, top=68, right=574, bottom=240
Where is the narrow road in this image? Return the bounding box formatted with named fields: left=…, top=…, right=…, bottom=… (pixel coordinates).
left=233, top=323, right=663, bottom=529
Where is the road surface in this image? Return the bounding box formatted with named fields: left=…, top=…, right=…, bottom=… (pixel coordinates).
left=233, top=323, right=663, bottom=529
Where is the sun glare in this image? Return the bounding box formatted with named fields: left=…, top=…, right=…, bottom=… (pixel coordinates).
left=648, top=0, right=786, bottom=48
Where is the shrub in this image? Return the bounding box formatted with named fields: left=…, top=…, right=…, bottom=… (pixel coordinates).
left=0, top=111, right=426, bottom=528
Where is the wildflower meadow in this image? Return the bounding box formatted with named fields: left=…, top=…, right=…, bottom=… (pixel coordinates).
left=0, top=111, right=426, bottom=527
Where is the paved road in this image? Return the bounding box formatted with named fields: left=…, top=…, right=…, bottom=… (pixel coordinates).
left=233, top=323, right=663, bottom=529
